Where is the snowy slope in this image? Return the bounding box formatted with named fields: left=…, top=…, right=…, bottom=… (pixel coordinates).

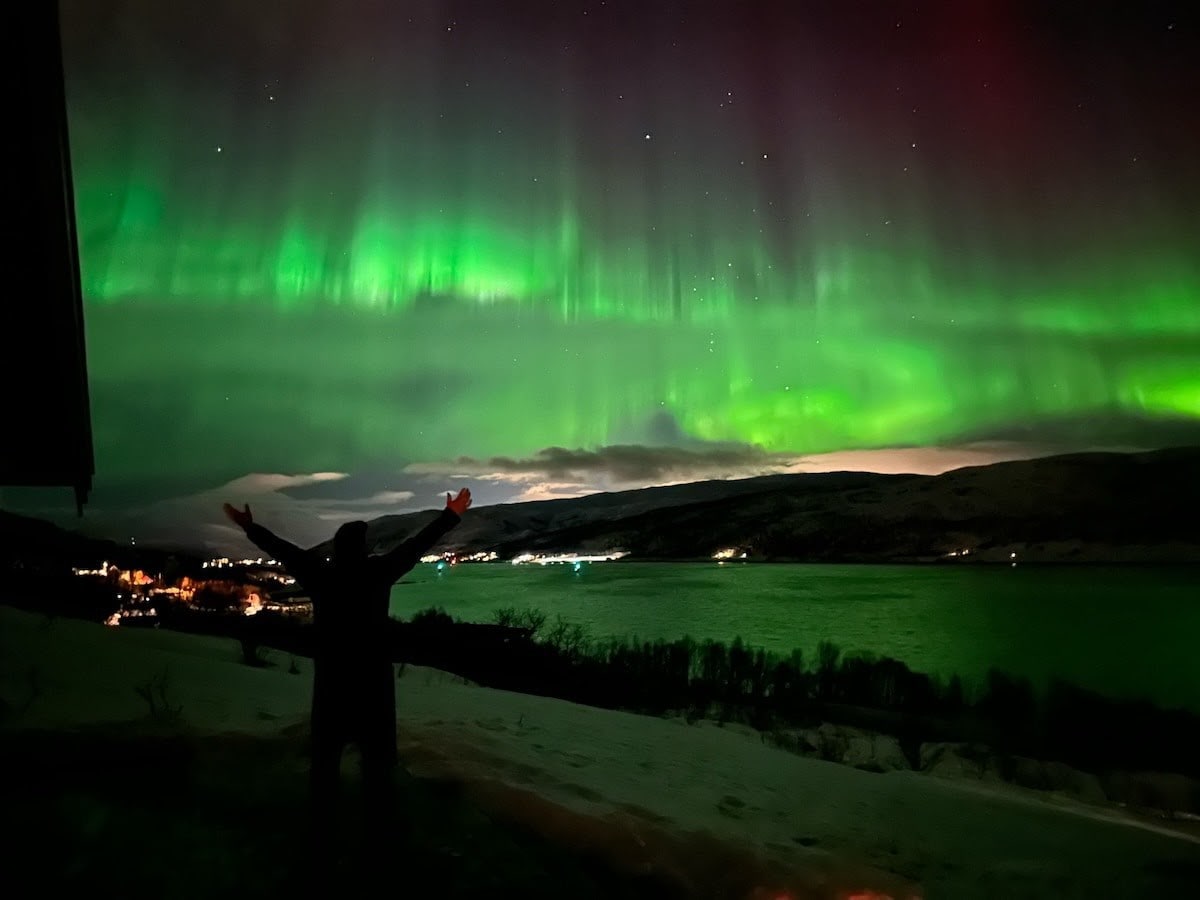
left=2, top=606, right=1196, bottom=898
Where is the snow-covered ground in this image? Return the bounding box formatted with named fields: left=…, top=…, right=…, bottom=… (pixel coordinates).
left=2, top=605, right=1197, bottom=898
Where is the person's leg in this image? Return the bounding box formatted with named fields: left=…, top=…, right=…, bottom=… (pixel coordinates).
left=360, top=724, right=397, bottom=830
left=308, top=697, right=346, bottom=885
left=310, top=731, right=343, bottom=826
left=359, top=692, right=401, bottom=873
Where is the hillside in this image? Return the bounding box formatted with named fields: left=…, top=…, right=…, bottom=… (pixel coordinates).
left=0, top=508, right=191, bottom=573
left=3, top=606, right=1198, bottom=899
left=366, top=447, right=1200, bottom=563
left=5, top=447, right=1198, bottom=566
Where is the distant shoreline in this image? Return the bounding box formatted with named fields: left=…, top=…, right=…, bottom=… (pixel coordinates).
left=455, top=557, right=1200, bottom=567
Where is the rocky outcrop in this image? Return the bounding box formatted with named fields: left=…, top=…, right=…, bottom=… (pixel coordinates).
left=1100, top=771, right=1200, bottom=816
left=918, top=742, right=1004, bottom=782
left=1007, top=757, right=1107, bottom=804
left=756, top=724, right=1198, bottom=818
left=776, top=723, right=910, bottom=772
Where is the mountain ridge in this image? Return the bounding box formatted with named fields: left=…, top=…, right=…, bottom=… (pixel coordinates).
left=4, top=447, right=1198, bottom=565
left=362, top=446, right=1200, bottom=564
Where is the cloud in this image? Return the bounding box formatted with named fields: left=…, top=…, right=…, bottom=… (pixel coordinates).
left=777, top=442, right=1056, bottom=476
left=952, top=411, right=1200, bottom=451
left=39, top=437, right=1131, bottom=552
left=404, top=439, right=1072, bottom=499
left=405, top=440, right=1055, bottom=485
left=58, top=471, right=425, bottom=553
left=220, top=472, right=350, bottom=494
left=330, top=490, right=416, bottom=507
left=504, top=481, right=606, bottom=503
left=406, top=443, right=785, bottom=485
left=402, top=406, right=1081, bottom=489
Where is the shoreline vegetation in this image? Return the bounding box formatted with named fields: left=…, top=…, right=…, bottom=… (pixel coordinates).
left=600, top=561, right=1200, bottom=566
left=4, top=592, right=1197, bottom=821
left=441, top=605, right=1200, bottom=817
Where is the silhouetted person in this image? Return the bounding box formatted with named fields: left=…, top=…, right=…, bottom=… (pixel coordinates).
left=222, top=489, right=471, bottom=875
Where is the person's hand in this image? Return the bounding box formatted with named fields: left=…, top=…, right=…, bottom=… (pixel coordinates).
left=445, top=488, right=472, bottom=516
left=223, top=502, right=253, bottom=530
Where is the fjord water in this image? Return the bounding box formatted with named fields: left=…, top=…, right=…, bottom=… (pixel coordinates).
left=391, top=563, right=1200, bottom=711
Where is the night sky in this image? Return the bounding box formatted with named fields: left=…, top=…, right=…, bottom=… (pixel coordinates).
left=46, top=0, right=1200, bottom=545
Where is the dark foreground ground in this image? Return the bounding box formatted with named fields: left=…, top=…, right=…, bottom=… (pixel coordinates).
left=4, top=725, right=1200, bottom=900
left=1, top=725, right=870, bottom=900
left=0, top=725, right=704, bottom=900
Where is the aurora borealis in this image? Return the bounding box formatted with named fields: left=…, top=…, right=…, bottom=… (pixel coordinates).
left=52, top=1, right=1199, bottom=525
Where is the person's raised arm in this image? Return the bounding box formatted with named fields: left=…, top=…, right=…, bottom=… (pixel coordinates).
left=378, top=488, right=471, bottom=583
left=222, top=503, right=310, bottom=575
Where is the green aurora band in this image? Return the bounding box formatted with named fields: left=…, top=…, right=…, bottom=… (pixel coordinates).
left=60, top=2, right=1200, bottom=491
